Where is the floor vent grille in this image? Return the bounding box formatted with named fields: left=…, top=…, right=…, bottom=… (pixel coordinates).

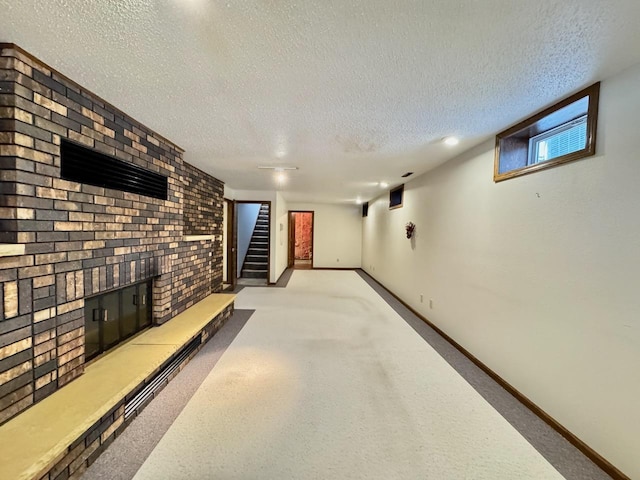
left=124, top=336, right=202, bottom=420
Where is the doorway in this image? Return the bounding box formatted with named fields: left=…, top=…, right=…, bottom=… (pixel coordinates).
left=288, top=211, right=314, bottom=269
left=236, top=201, right=271, bottom=286
left=222, top=199, right=235, bottom=291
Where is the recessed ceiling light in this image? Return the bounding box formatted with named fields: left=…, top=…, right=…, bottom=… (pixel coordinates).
left=443, top=136, right=459, bottom=146
left=275, top=172, right=286, bottom=184
left=379, top=182, right=388, bottom=188
left=356, top=198, right=362, bottom=205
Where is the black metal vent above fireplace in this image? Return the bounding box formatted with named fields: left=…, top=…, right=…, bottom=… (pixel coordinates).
left=61, top=140, right=168, bottom=200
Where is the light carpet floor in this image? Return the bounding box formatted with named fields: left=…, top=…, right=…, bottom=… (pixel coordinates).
left=133, top=270, right=564, bottom=479
left=83, top=310, right=255, bottom=480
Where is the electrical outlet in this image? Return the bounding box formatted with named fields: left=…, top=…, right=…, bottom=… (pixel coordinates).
left=429, top=299, right=433, bottom=309
left=337, top=258, right=339, bottom=262
left=420, top=294, right=424, bottom=303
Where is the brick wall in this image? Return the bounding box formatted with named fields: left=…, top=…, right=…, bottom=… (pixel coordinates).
left=183, top=162, right=223, bottom=236
left=182, top=162, right=224, bottom=293
left=0, top=44, right=224, bottom=425
left=294, top=212, right=312, bottom=260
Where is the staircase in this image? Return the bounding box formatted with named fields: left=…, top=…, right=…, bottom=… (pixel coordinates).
left=241, top=204, right=269, bottom=279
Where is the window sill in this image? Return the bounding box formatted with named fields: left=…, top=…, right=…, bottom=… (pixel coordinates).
left=0, top=244, right=26, bottom=257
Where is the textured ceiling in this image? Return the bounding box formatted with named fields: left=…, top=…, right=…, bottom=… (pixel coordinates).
left=2, top=1, right=640, bottom=203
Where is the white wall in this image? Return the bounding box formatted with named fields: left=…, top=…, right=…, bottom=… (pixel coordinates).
left=223, top=185, right=235, bottom=200
left=274, top=192, right=289, bottom=280
left=361, top=63, right=640, bottom=478
left=236, top=203, right=261, bottom=274
left=288, top=203, right=362, bottom=268
left=222, top=200, right=228, bottom=283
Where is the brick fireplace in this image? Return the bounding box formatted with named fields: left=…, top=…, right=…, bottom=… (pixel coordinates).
left=0, top=44, right=224, bottom=425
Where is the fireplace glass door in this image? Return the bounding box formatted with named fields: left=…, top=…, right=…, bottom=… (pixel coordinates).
left=121, top=285, right=138, bottom=339
left=102, top=290, right=121, bottom=351
left=84, top=296, right=101, bottom=360
left=138, top=282, right=151, bottom=329
left=84, top=280, right=152, bottom=361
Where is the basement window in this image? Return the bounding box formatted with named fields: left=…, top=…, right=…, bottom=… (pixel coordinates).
left=389, top=185, right=404, bottom=209
left=528, top=115, right=587, bottom=165
left=494, top=83, right=599, bottom=182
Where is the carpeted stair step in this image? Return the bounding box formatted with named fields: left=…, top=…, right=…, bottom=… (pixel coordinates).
left=241, top=270, right=268, bottom=279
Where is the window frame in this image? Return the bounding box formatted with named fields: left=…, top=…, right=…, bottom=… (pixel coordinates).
left=494, top=82, right=600, bottom=182
left=527, top=114, right=587, bottom=166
